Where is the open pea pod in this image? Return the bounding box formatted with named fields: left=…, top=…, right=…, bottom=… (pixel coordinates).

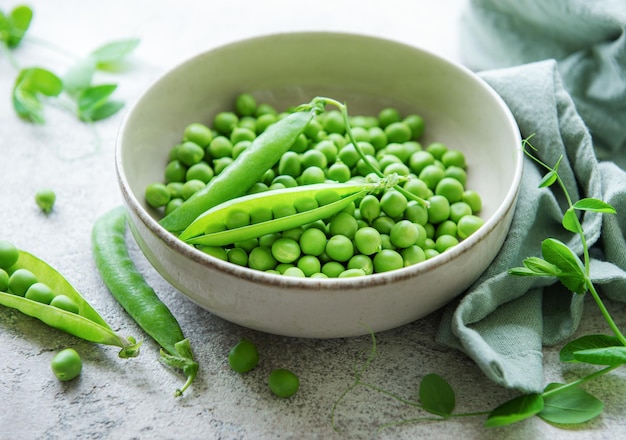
left=179, top=179, right=389, bottom=242
left=0, top=250, right=140, bottom=358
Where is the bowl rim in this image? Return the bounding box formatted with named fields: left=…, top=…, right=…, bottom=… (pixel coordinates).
left=115, top=30, right=523, bottom=291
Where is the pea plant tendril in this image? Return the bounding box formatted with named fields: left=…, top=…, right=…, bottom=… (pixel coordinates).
left=332, top=135, right=625, bottom=431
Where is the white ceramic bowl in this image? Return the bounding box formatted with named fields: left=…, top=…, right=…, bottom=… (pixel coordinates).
left=116, top=32, right=522, bottom=338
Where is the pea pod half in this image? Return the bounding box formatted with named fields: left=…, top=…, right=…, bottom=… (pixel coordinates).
left=0, top=249, right=140, bottom=358
left=182, top=178, right=395, bottom=247
left=92, top=206, right=198, bottom=396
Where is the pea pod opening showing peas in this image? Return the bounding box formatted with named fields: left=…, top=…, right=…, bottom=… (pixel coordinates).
left=0, top=242, right=140, bottom=358
left=92, top=207, right=198, bottom=396
left=160, top=106, right=320, bottom=233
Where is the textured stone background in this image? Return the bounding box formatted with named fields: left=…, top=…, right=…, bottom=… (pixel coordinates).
left=1, top=1, right=625, bottom=439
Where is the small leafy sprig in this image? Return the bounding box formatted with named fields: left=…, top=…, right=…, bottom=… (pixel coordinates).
left=1, top=4, right=139, bottom=124
left=333, top=136, right=623, bottom=431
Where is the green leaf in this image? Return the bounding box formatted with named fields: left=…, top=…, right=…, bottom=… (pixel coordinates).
left=573, top=346, right=626, bottom=366
left=12, top=87, right=43, bottom=123
left=560, top=334, right=622, bottom=362
left=573, top=198, right=617, bottom=214
left=508, top=267, right=538, bottom=277
left=485, top=394, right=544, bottom=427
left=76, top=84, right=124, bottom=121
left=63, top=57, right=97, bottom=96
left=562, top=208, right=579, bottom=234
left=1, top=5, right=33, bottom=48
left=83, top=100, right=124, bottom=121
left=16, top=67, right=63, bottom=96
left=541, top=238, right=587, bottom=294
left=522, top=257, right=562, bottom=276
left=539, top=170, right=558, bottom=188
left=90, top=38, right=140, bottom=68
left=419, top=374, right=455, bottom=417
left=539, top=383, right=603, bottom=425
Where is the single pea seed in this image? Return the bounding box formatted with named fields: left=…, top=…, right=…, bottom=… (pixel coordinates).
left=354, top=227, right=382, bottom=255
left=321, top=261, right=345, bottom=278
left=0, top=240, right=19, bottom=270
left=268, top=368, right=300, bottom=398
left=435, top=235, right=459, bottom=253
left=457, top=215, right=485, bottom=239
left=339, top=268, right=366, bottom=277
left=271, top=238, right=301, bottom=264
left=184, top=122, right=213, bottom=146
left=164, top=160, right=187, bottom=183
left=145, top=183, right=171, bottom=208
left=384, top=122, right=412, bottom=143
left=426, top=142, right=448, bottom=160
left=177, top=141, right=205, bottom=166
left=227, top=248, right=248, bottom=267
left=300, top=228, right=327, bottom=256
left=51, top=348, right=82, bottom=382
left=213, top=111, right=239, bottom=135
left=50, top=295, right=80, bottom=314
left=403, top=114, right=425, bottom=139
left=283, top=266, right=306, bottom=277
left=0, top=268, right=9, bottom=291
left=35, top=188, right=56, bottom=214
left=325, top=235, right=354, bottom=262
left=8, top=268, right=38, bottom=296
left=25, top=282, right=55, bottom=304
left=228, top=339, right=259, bottom=373
left=347, top=254, right=374, bottom=275
left=235, top=93, right=257, bottom=117
left=373, top=249, right=404, bottom=273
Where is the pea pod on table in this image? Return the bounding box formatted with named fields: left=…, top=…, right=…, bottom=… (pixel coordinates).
left=92, top=207, right=198, bottom=396
left=0, top=240, right=140, bottom=358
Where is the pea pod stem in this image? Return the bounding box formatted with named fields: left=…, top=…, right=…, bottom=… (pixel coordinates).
left=92, top=206, right=198, bottom=396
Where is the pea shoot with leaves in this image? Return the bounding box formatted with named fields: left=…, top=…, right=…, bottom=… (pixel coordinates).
left=1, top=4, right=139, bottom=124
left=332, top=136, right=624, bottom=431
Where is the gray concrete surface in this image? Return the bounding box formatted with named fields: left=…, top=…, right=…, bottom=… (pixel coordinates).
left=1, top=1, right=625, bottom=439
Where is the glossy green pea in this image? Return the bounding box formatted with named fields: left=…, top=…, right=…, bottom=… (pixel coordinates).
left=278, top=151, right=302, bottom=178
left=294, top=197, right=318, bottom=213
left=338, top=143, right=361, bottom=168
left=390, top=220, right=419, bottom=248
left=225, top=209, right=251, bottom=229
left=271, top=238, right=301, bottom=264
left=227, top=248, right=248, bottom=267
left=347, top=254, right=374, bottom=275
left=234, top=238, right=259, bottom=253
left=426, top=142, right=448, bottom=160
left=373, top=249, right=403, bottom=273
left=177, top=141, right=205, bottom=166
left=329, top=212, right=358, bottom=240
left=50, top=294, right=80, bottom=314
left=248, top=247, right=277, bottom=271
left=403, top=114, right=425, bottom=139
left=8, top=268, right=38, bottom=296
left=250, top=206, right=273, bottom=224
left=378, top=107, right=401, bottom=128
left=186, top=162, right=214, bottom=183
left=246, top=182, right=268, bottom=194
left=404, top=200, right=429, bottom=225
left=435, top=235, right=459, bottom=253
left=436, top=220, right=458, bottom=239
left=184, top=122, right=213, bottom=147
left=231, top=127, right=256, bottom=144
left=327, top=162, right=351, bottom=183
left=297, top=255, right=321, bottom=277
left=268, top=368, right=299, bottom=398
left=164, top=160, right=187, bottom=183
left=0, top=240, right=19, bottom=270
left=199, top=245, right=228, bottom=260
left=358, top=195, right=381, bottom=223
left=213, top=111, right=239, bottom=135
left=25, top=282, right=55, bottom=304
left=383, top=162, right=410, bottom=177
left=368, top=126, right=387, bottom=150
left=409, top=151, right=435, bottom=175
left=427, top=195, right=450, bottom=224
left=300, top=166, right=326, bottom=185
left=51, top=348, right=82, bottom=382
left=322, top=110, right=345, bottom=134
left=182, top=179, right=206, bottom=200
left=166, top=182, right=185, bottom=199
left=283, top=266, right=306, bottom=277
left=325, top=235, right=353, bottom=262
left=0, top=268, right=9, bottom=292
left=255, top=113, right=277, bottom=133
left=354, top=227, right=382, bottom=255
left=228, top=339, right=259, bottom=373
left=462, top=190, right=482, bottom=213
left=35, top=188, right=56, bottom=214
left=449, top=202, right=473, bottom=223
left=441, top=149, right=466, bottom=169
left=419, top=164, right=445, bottom=190
left=339, top=268, right=366, bottom=278
left=213, top=157, right=234, bottom=175
left=380, top=190, right=407, bottom=218
left=145, top=183, right=171, bottom=208
left=401, top=245, right=426, bottom=266
left=300, top=228, right=327, bottom=256
left=444, top=166, right=467, bottom=186
left=322, top=261, right=345, bottom=278
left=233, top=140, right=252, bottom=159
left=372, top=216, right=395, bottom=235
left=435, top=177, right=465, bottom=203
left=457, top=215, right=485, bottom=239
left=384, top=122, right=412, bottom=143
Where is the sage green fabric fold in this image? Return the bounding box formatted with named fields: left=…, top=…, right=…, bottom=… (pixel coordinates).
left=436, top=0, right=626, bottom=393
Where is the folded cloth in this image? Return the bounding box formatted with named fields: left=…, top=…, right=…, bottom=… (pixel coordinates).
left=436, top=0, right=626, bottom=393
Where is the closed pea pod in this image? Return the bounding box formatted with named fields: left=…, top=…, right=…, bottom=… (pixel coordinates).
left=92, top=207, right=198, bottom=396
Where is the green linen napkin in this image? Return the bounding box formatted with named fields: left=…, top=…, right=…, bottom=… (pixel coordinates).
left=436, top=0, right=626, bottom=393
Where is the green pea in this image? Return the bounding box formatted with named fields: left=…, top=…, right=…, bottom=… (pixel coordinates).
left=184, top=122, right=213, bottom=147
left=329, top=212, right=358, bottom=240
left=423, top=237, right=436, bottom=250
left=8, top=268, right=37, bottom=296
left=354, top=227, right=382, bottom=255
left=350, top=127, right=371, bottom=143
left=372, top=215, right=395, bottom=235
left=322, top=110, right=345, bottom=134
left=384, top=122, right=412, bottom=143
left=347, top=254, right=374, bottom=275
left=435, top=177, right=465, bottom=203
left=166, top=182, right=185, bottom=199
left=404, top=200, right=429, bottom=225
left=177, top=141, right=205, bottom=166
left=409, top=151, right=435, bottom=175
left=182, top=179, right=206, bottom=200
left=390, top=220, right=419, bottom=248
left=208, top=136, right=233, bottom=159
left=282, top=227, right=304, bottom=242
left=380, top=190, right=407, bottom=218
left=426, top=142, right=448, bottom=160
left=268, top=368, right=299, bottom=398
left=403, top=114, right=425, bottom=139
left=401, top=245, right=426, bottom=266
left=310, top=272, right=328, bottom=279
left=255, top=113, right=278, bottom=133
left=199, top=245, right=228, bottom=261
left=250, top=206, right=273, bottom=224
left=314, top=140, right=338, bottom=163
left=419, top=164, right=445, bottom=190
left=444, top=166, right=467, bottom=186
left=231, top=127, right=256, bottom=144
left=283, top=266, right=306, bottom=277
left=303, top=118, right=324, bottom=140
left=297, top=255, right=321, bottom=277
left=275, top=263, right=294, bottom=274
left=327, top=162, right=351, bottom=183
left=234, top=238, right=259, bottom=253
left=145, top=183, right=171, bottom=208
left=272, top=175, right=298, bottom=188
left=449, top=202, right=473, bottom=223
left=462, top=190, right=483, bottom=214
left=441, top=149, right=466, bottom=169
left=213, top=111, right=239, bottom=135
left=278, top=151, right=302, bottom=178
left=378, top=107, right=401, bottom=128
left=315, top=189, right=340, bottom=206
left=0, top=240, right=19, bottom=270
left=321, top=261, right=345, bottom=278
left=358, top=195, right=381, bottom=223
left=435, top=235, right=459, bottom=253
left=325, top=235, right=354, bottom=263
left=300, top=166, right=326, bottom=185
left=235, top=93, right=257, bottom=117
left=50, top=294, right=80, bottom=314
left=164, top=160, right=187, bottom=183
left=248, top=247, right=277, bottom=271
left=272, top=203, right=297, bottom=219
left=425, top=248, right=440, bottom=259
left=213, top=157, right=234, bottom=175
left=51, top=348, right=82, bottom=382
left=271, top=238, right=301, bottom=264
left=457, top=215, right=485, bottom=239
left=0, top=268, right=9, bottom=291
left=436, top=220, right=458, bottom=239
left=339, top=268, right=366, bottom=277
left=165, top=198, right=184, bottom=216
left=186, top=162, right=214, bottom=183
left=427, top=195, right=450, bottom=224
left=383, top=162, right=410, bottom=177
left=228, top=339, right=259, bottom=373
left=368, top=126, right=388, bottom=150
left=373, top=249, right=404, bottom=273
left=300, top=228, right=327, bottom=256
left=25, top=282, right=55, bottom=304
left=380, top=233, right=393, bottom=250
left=294, top=197, right=319, bottom=213
left=35, top=188, right=56, bottom=214
left=259, top=233, right=281, bottom=248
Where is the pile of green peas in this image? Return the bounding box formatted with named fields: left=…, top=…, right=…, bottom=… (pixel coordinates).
left=0, top=240, right=80, bottom=312
left=146, top=94, right=485, bottom=278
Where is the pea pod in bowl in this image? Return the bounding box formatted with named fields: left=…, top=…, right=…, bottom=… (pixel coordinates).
left=0, top=240, right=141, bottom=358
